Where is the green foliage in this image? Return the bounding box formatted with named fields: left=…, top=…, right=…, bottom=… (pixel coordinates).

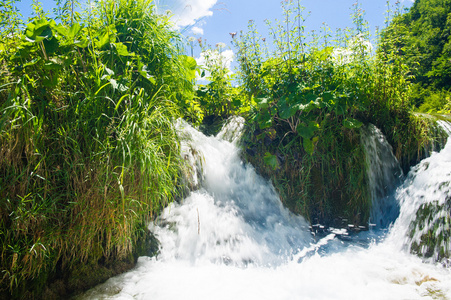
left=0, top=0, right=443, bottom=296
left=263, top=152, right=279, bottom=170
left=235, top=0, right=429, bottom=225
left=418, top=88, right=451, bottom=114
left=0, top=0, right=22, bottom=45
left=380, top=0, right=451, bottom=111
left=0, top=0, right=195, bottom=298
left=195, top=44, right=249, bottom=123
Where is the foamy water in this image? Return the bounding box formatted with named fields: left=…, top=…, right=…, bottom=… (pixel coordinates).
left=78, top=118, right=451, bottom=300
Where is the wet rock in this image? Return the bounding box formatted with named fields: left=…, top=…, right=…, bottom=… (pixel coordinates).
left=409, top=197, right=451, bottom=264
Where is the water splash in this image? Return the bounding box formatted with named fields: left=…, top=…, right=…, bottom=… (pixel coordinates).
left=168, top=117, right=312, bottom=266
left=78, top=119, right=451, bottom=300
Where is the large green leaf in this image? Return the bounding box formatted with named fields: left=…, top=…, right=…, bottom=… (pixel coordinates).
left=256, top=110, right=272, bottom=129
left=53, top=22, right=82, bottom=40
left=25, top=18, right=51, bottom=42
left=74, top=37, right=89, bottom=48
left=302, top=136, right=319, bottom=155
left=322, top=91, right=334, bottom=103
left=296, top=100, right=319, bottom=113
left=95, top=25, right=117, bottom=49
left=180, top=55, right=197, bottom=82
left=43, top=37, right=59, bottom=55
left=68, top=23, right=83, bottom=39
left=53, top=24, right=68, bottom=38
left=297, top=121, right=319, bottom=139
left=114, top=42, right=134, bottom=56
left=302, top=138, right=314, bottom=155
left=256, top=97, right=271, bottom=109
left=57, top=23, right=88, bottom=48
left=278, top=96, right=297, bottom=119
left=301, top=93, right=318, bottom=104
left=181, top=55, right=197, bottom=69
left=138, top=64, right=156, bottom=84
left=264, top=152, right=279, bottom=170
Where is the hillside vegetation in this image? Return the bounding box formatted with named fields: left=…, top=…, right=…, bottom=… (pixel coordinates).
left=381, top=0, right=451, bottom=112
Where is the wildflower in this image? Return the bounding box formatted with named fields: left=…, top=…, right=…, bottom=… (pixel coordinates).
left=216, top=42, right=226, bottom=49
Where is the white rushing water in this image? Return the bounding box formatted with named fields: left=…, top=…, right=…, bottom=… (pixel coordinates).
left=79, top=118, right=451, bottom=300
left=361, top=124, right=403, bottom=228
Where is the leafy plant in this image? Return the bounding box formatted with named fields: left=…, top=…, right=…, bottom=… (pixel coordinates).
left=235, top=0, right=431, bottom=225
left=195, top=43, right=249, bottom=123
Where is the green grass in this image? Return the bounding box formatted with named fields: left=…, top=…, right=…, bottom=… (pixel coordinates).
left=0, top=1, right=193, bottom=298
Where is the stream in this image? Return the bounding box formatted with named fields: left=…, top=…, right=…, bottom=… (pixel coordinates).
left=78, top=117, right=451, bottom=300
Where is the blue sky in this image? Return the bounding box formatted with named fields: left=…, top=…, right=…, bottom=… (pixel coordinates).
left=15, top=0, right=414, bottom=71
left=159, top=0, right=413, bottom=49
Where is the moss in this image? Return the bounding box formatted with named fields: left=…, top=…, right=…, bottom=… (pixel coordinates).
left=242, top=114, right=370, bottom=227
left=241, top=111, right=443, bottom=228
left=410, top=198, right=451, bottom=264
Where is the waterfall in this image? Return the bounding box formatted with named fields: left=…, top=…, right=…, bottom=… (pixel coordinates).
left=361, top=124, right=403, bottom=228
left=78, top=118, right=451, bottom=300
left=166, top=117, right=312, bottom=266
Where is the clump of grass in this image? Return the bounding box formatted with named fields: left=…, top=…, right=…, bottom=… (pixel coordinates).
left=242, top=113, right=369, bottom=226
left=0, top=0, right=194, bottom=298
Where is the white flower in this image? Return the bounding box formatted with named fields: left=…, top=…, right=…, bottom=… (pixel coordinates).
left=216, top=42, right=226, bottom=49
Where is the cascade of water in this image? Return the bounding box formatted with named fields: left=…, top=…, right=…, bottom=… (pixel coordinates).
left=438, top=120, right=451, bottom=135
left=158, top=117, right=312, bottom=267
left=361, top=124, right=403, bottom=228
left=78, top=118, right=451, bottom=300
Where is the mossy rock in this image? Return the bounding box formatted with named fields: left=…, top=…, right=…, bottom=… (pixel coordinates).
left=410, top=197, right=451, bottom=264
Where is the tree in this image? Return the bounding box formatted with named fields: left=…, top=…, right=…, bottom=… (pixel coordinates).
left=381, top=0, right=451, bottom=110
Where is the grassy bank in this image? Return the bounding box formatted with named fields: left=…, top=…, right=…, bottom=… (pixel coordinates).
left=233, top=1, right=440, bottom=226
left=0, top=0, right=196, bottom=298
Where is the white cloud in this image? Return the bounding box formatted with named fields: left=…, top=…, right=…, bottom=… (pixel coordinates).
left=167, top=0, right=218, bottom=28
left=191, top=26, right=204, bottom=35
